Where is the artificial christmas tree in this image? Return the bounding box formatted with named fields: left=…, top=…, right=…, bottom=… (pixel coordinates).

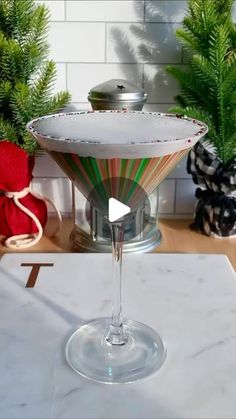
left=167, top=0, right=236, bottom=237
left=0, top=0, right=70, bottom=247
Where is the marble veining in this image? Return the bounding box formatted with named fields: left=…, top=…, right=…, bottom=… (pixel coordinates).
left=189, top=336, right=236, bottom=359
left=0, top=253, right=236, bottom=419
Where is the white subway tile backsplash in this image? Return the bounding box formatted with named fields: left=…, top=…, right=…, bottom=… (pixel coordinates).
left=106, top=23, right=181, bottom=63
left=33, top=153, right=66, bottom=178
left=158, top=179, right=175, bottom=214
left=143, top=103, right=172, bottom=112
left=145, top=1, right=187, bottom=23
left=36, top=0, right=65, bottom=21
left=54, top=63, right=67, bottom=93
left=65, top=103, right=92, bottom=111
left=168, top=156, right=190, bottom=179
left=49, top=22, right=105, bottom=62
left=65, top=102, right=169, bottom=113
left=175, top=179, right=196, bottom=214
left=67, top=63, right=142, bottom=102
left=66, top=1, right=144, bottom=22
left=32, top=177, right=72, bottom=215
left=232, top=2, right=236, bottom=21
left=144, top=64, right=180, bottom=103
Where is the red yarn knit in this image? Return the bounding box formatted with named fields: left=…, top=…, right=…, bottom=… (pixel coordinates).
left=0, top=141, right=47, bottom=237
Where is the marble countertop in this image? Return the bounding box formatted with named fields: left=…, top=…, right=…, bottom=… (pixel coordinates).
left=1, top=253, right=236, bottom=419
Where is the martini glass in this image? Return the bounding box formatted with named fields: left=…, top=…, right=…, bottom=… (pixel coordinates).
left=27, top=111, right=208, bottom=383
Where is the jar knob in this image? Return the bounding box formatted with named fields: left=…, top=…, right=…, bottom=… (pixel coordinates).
left=117, top=84, right=125, bottom=90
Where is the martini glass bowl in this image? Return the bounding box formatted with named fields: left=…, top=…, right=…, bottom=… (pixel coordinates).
left=27, top=111, right=208, bottom=383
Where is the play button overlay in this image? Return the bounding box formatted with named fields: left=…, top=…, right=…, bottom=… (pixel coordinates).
left=108, top=198, right=131, bottom=222
left=85, top=177, right=151, bottom=242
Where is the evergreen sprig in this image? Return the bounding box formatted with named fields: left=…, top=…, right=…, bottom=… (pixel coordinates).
left=0, top=0, right=71, bottom=154
left=167, top=0, right=236, bottom=165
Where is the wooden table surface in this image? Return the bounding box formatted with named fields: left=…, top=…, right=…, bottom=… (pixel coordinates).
left=157, top=219, right=236, bottom=270
left=1, top=218, right=236, bottom=270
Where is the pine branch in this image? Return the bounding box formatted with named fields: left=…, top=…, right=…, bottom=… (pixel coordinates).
left=166, top=66, right=212, bottom=109
left=23, top=4, right=50, bottom=59
left=0, top=0, right=70, bottom=154
left=22, top=131, right=38, bottom=155
left=174, top=94, right=189, bottom=108
left=167, top=0, right=236, bottom=165
left=175, top=28, right=199, bottom=54
left=10, top=83, right=32, bottom=137
left=0, top=81, right=11, bottom=107
left=8, top=0, right=35, bottom=41
left=168, top=105, right=215, bottom=138
left=0, top=117, right=17, bottom=144
left=29, top=60, right=57, bottom=115
left=0, top=0, right=49, bottom=46
left=1, top=39, right=24, bottom=83
left=42, top=91, right=72, bottom=115
left=208, top=25, right=231, bottom=73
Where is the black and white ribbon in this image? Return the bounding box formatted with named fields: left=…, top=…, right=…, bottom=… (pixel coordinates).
left=187, top=141, right=236, bottom=237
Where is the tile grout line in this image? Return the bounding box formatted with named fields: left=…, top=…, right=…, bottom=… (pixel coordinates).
left=141, top=63, right=144, bottom=89
left=50, top=20, right=184, bottom=25
left=143, top=0, right=146, bottom=22
left=65, top=63, right=68, bottom=91
left=64, top=0, right=67, bottom=21
left=68, top=102, right=176, bottom=106
left=142, top=0, right=145, bottom=86
left=105, top=22, right=107, bottom=63
left=55, top=61, right=183, bottom=66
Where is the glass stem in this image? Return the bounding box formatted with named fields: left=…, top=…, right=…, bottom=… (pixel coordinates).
left=106, top=222, right=127, bottom=346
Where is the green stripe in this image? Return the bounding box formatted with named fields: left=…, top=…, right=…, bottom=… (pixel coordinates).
left=63, top=153, right=84, bottom=181
left=81, top=157, right=108, bottom=204
left=127, top=158, right=150, bottom=201
left=90, top=158, right=103, bottom=184
left=63, top=154, right=90, bottom=191
left=79, top=157, right=97, bottom=186
left=133, top=158, right=150, bottom=183
left=126, top=159, right=136, bottom=178
left=120, top=159, right=128, bottom=178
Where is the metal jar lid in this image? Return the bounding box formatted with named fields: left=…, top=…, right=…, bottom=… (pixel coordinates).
left=88, top=79, right=147, bottom=106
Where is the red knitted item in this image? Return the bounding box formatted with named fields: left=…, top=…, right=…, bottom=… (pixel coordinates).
left=0, top=141, right=47, bottom=237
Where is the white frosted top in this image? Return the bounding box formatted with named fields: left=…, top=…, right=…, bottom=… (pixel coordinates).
left=27, top=111, right=208, bottom=158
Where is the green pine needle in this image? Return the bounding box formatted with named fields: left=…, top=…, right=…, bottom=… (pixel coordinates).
left=0, top=116, right=18, bottom=144
left=167, top=0, right=236, bottom=165
left=0, top=0, right=71, bottom=155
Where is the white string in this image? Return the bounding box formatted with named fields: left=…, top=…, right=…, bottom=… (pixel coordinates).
left=4, top=187, right=62, bottom=249
left=30, top=189, right=62, bottom=237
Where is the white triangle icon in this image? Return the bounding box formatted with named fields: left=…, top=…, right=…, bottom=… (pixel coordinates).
left=108, top=198, right=131, bottom=222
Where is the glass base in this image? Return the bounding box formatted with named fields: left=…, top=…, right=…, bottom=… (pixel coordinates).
left=66, top=318, right=166, bottom=384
